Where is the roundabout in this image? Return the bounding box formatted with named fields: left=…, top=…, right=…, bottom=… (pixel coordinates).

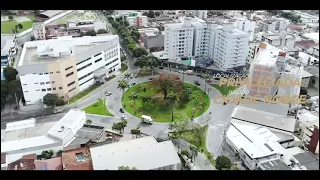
left=121, top=75, right=210, bottom=122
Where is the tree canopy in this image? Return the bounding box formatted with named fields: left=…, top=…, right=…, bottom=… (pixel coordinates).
left=215, top=155, right=232, bottom=170
left=3, top=66, right=18, bottom=82
left=43, top=93, right=65, bottom=108
left=151, top=74, right=183, bottom=99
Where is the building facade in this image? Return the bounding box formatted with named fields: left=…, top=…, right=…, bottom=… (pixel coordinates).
left=32, top=22, right=46, bottom=40
left=1, top=34, right=16, bottom=67
left=261, top=19, right=287, bottom=32
left=142, top=32, right=164, bottom=49
left=17, top=36, right=121, bottom=105
left=213, top=24, right=249, bottom=71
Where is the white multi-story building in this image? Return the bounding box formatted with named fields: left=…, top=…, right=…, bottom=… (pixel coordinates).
left=123, top=11, right=148, bottom=27
left=194, top=10, right=207, bottom=20
left=232, top=17, right=258, bottom=42
left=17, top=35, right=121, bottom=105
left=213, top=24, right=249, bottom=71
left=246, top=42, right=260, bottom=65
left=260, top=19, right=288, bottom=32
left=164, top=18, right=194, bottom=60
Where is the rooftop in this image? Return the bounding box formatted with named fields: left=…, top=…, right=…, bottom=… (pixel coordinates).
left=227, top=119, right=280, bottom=159
left=260, top=159, right=291, bottom=170
left=1, top=135, right=61, bottom=154
left=165, top=23, right=194, bottom=29
left=232, top=105, right=296, bottom=133
left=35, top=157, right=62, bottom=170
left=304, top=65, right=320, bottom=76
left=76, top=125, right=104, bottom=141
left=62, top=146, right=93, bottom=170
left=302, top=33, right=319, bottom=42
left=295, top=40, right=318, bottom=49
left=7, top=154, right=36, bottom=170
left=19, top=35, right=118, bottom=66
left=39, top=10, right=63, bottom=18
left=47, top=109, right=85, bottom=143
left=1, top=34, right=15, bottom=55
left=293, top=152, right=319, bottom=170
left=89, top=136, right=181, bottom=170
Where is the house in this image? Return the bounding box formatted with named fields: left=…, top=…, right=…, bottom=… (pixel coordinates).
left=89, top=136, right=181, bottom=170
left=62, top=146, right=93, bottom=170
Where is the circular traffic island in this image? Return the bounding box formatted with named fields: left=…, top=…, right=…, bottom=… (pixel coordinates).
left=121, top=75, right=210, bottom=122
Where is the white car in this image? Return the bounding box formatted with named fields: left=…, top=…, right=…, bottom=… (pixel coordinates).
left=121, top=115, right=128, bottom=120
left=106, top=92, right=112, bottom=96
left=130, top=74, right=134, bottom=78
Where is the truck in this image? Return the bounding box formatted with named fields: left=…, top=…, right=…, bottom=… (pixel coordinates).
left=141, top=115, right=153, bottom=124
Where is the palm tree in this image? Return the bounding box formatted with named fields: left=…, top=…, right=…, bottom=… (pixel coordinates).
left=85, top=119, right=93, bottom=125
left=167, top=91, right=179, bottom=122
left=118, top=80, right=129, bottom=106
left=128, top=92, right=139, bottom=115
left=124, top=73, right=131, bottom=83
left=202, top=73, right=210, bottom=93
left=147, top=56, right=160, bottom=76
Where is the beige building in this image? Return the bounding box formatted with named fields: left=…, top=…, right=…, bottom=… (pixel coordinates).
left=32, top=22, right=46, bottom=40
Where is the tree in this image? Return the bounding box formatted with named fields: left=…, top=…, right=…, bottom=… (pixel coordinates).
left=215, top=155, right=232, bottom=170
left=85, top=30, right=96, bottom=36
left=107, top=17, right=114, bottom=22
left=140, top=93, right=152, bottom=104
left=147, top=56, right=160, bottom=76
left=14, top=24, right=23, bottom=33
left=128, top=92, right=139, bottom=115
left=127, top=43, right=136, bottom=51
left=8, top=15, right=13, bottom=20
left=138, top=83, right=149, bottom=93
left=132, top=47, right=148, bottom=58
left=131, top=30, right=140, bottom=42
left=41, top=150, right=54, bottom=159
left=182, top=85, right=193, bottom=101
left=124, top=73, right=131, bottom=83
left=86, top=119, right=93, bottom=125
left=33, top=10, right=40, bottom=17
left=169, top=121, right=190, bottom=136
left=151, top=74, right=183, bottom=99
left=191, top=125, right=205, bottom=146
left=118, top=166, right=137, bottom=170
left=97, top=29, right=108, bottom=34
left=124, top=20, right=130, bottom=27
left=43, top=93, right=60, bottom=108
left=201, top=73, right=210, bottom=92
left=121, top=55, right=126, bottom=62
left=189, top=145, right=199, bottom=162
left=131, top=128, right=141, bottom=138
left=135, top=55, right=148, bottom=70
left=148, top=10, right=155, bottom=18
left=142, top=12, right=149, bottom=16
left=56, top=150, right=63, bottom=157
left=3, top=67, right=18, bottom=82
left=1, top=81, right=9, bottom=109
left=117, top=80, right=129, bottom=100
left=155, top=11, right=161, bottom=16
left=167, top=91, right=179, bottom=122
left=7, top=80, right=22, bottom=98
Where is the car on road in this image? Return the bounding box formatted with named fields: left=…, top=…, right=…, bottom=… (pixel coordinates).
left=206, top=79, right=212, bottom=83
left=148, top=77, right=153, bottom=81
left=131, top=83, right=136, bottom=86
left=121, top=115, right=128, bottom=120
left=119, top=108, right=125, bottom=113
left=130, top=74, right=134, bottom=78
left=159, top=66, right=164, bottom=69
left=141, top=115, right=153, bottom=124
left=54, top=109, right=62, bottom=114
left=178, top=70, right=185, bottom=74
left=106, top=92, right=112, bottom=96
left=214, top=77, right=220, bottom=80
left=194, top=80, right=200, bottom=86
left=197, top=74, right=202, bottom=78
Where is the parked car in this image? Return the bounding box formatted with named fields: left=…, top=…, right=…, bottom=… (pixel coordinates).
left=197, top=74, right=202, bottom=77
left=148, top=77, right=153, bottom=80
left=131, top=83, right=136, bottom=86
left=159, top=66, right=164, bottom=69
left=130, top=74, right=134, bottom=78
left=194, top=80, right=200, bottom=86
left=121, top=115, right=128, bottom=120
left=206, top=79, right=212, bottom=83
left=106, top=92, right=112, bottom=96
left=119, top=108, right=125, bottom=113
left=54, top=109, right=62, bottom=114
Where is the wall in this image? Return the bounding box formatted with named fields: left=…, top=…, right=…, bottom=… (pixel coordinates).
left=16, top=10, right=74, bottom=38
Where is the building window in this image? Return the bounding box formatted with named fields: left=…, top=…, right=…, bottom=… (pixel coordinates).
left=42, top=89, right=46, bottom=92
left=79, top=77, right=94, bottom=86
left=59, top=87, right=63, bottom=89
left=39, top=73, right=43, bottom=75
left=77, top=63, right=92, bottom=72
left=94, top=58, right=102, bottom=63
left=66, top=72, right=74, bottom=77
left=35, top=82, right=39, bottom=84
left=53, top=87, right=56, bottom=90
left=65, top=66, right=73, bottom=71
left=68, top=81, right=75, bottom=87
left=44, top=72, right=49, bottom=74
left=56, top=71, right=60, bottom=73
left=46, top=82, right=50, bottom=84
left=77, top=57, right=91, bottom=66
left=94, top=53, right=102, bottom=57
left=50, top=72, right=53, bottom=74
left=36, top=89, right=40, bottom=91
left=24, top=91, right=28, bottom=93
left=40, top=82, right=45, bottom=85
left=69, top=87, right=76, bottom=92
left=79, top=72, right=93, bottom=81
left=47, top=88, right=51, bottom=91
left=23, top=84, right=27, bottom=86
left=52, top=81, right=55, bottom=84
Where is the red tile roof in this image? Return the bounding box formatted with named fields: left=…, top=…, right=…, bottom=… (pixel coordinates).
left=295, top=40, right=318, bottom=49
left=62, top=146, right=93, bottom=170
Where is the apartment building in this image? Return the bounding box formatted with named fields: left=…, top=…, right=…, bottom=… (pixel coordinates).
left=32, top=22, right=46, bottom=40
left=141, top=32, right=164, bottom=49
left=124, top=11, right=148, bottom=27
left=194, top=10, right=207, bottom=20
left=1, top=34, right=16, bottom=67
left=17, top=35, right=121, bottom=105
left=297, top=112, right=319, bottom=154
left=164, top=18, right=195, bottom=60
left=246, top=42, right=260, bottom=65
left=261, top=19, right=287, bottom=32
left=262, top=32, right=295, bottom=49
left=213, top=24, right=249, bottom=71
